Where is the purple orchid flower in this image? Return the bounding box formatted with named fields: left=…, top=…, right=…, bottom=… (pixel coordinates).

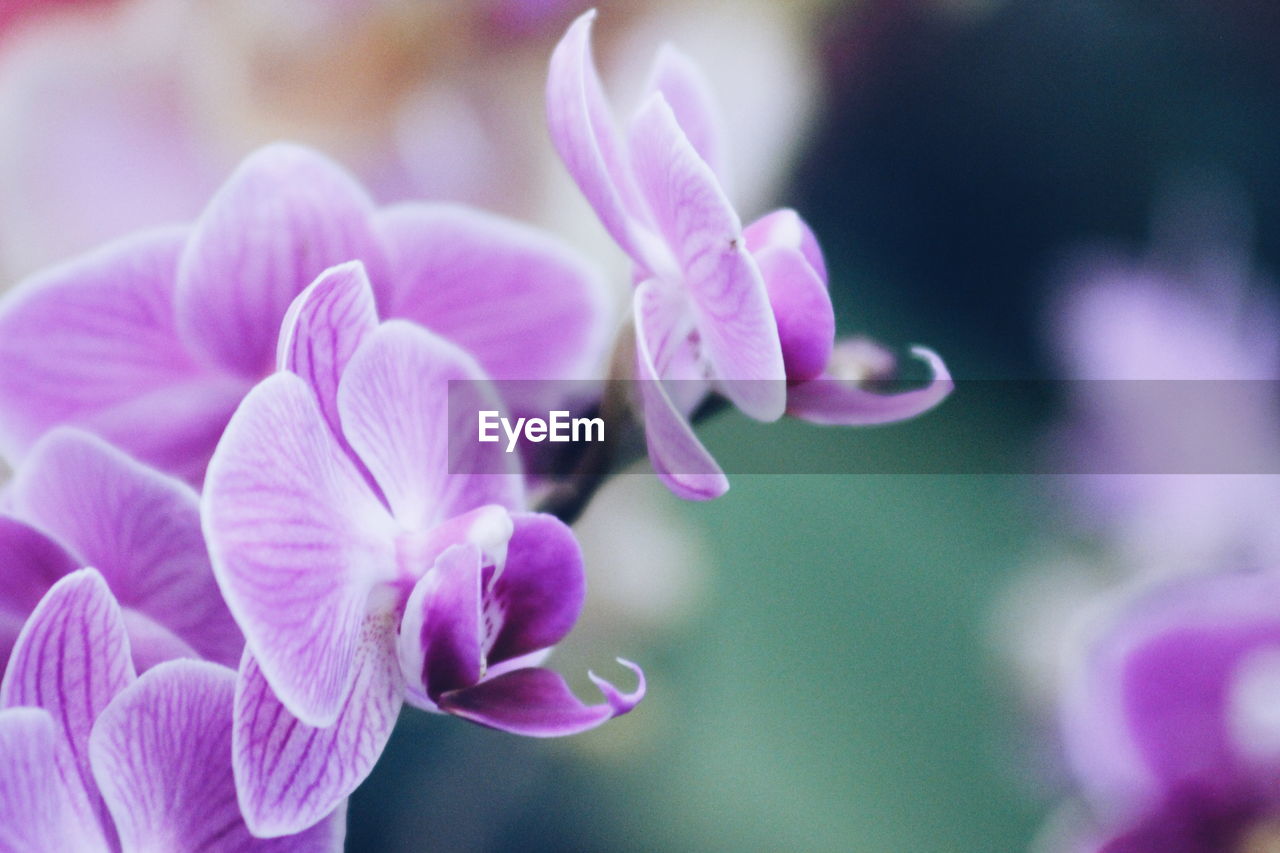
left=202, top=262, right=644, bottom=836
left=1060, top=571, right=1280, bottom=852
left=0, top=568, right=344, bottom=851
left=546, top=10, right=951, bottom=499
left=0, top=426, right=241, bottom=673
left=0, top=142, right=612, bottom=483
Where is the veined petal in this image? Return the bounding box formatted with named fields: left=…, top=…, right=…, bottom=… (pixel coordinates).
left=377, top=203, right=615, bottom=387
left=0, top=226, right=214, bottom=464
left=438, top=659, right=645, bottom=738
left=0, top=569, right=136, bottom=838
left=234, top=632, right=399, bottom=838
left=643, top=43, right=728, bottom=185
left=202, top=372, right=398, bottom=726
left=633, top=283, right=727, bottom=501
left=546, top=10, right=650, bottom=267
left=91, top=659, right=346, bottom=851
left=0, top=708, right=110, bottom=853
left=0, top=516, right=80, bottom=667
left=400, top=544, right=484, bottom=702
left=12, top=428, right=242, bottom=668
left=786, top=345, right=953, bottom=425
left=487, top=513, right=585, bottom=666
left=628, top=94, right=785, bottom=419
left=752, top=245, right=834, bottom=382
left=277, top=261, right=380, bottom=445
left=337, top=321, right=523, bottom=533
left=176, top=144, right=392, bottom=378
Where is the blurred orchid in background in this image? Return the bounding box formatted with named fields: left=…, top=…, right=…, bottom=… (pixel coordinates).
left=0, top=569, right=344, bottom=851
left=1053, top=571, right=1280, bottom=852
left=0, top=143, right=610, bottom=482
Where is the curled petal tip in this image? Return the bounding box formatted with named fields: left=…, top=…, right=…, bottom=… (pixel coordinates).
left=587, top=658, right=646, bottom=716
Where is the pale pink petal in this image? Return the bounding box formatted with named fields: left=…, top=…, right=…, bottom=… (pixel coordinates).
left=643, top=43, right=727, bottom=183
left=786, top=346, right=953, bottom=426
left=743, top=208, right=828, bottom=283
left=546, top=10, right=650, bottom=267
left=234, top=634, right=400, bottom=838
left=628, top=94, right=785, bottom=419
left=0, top=516, right=80, bottom=666
left=90, top=659, right=346, bottom=851
left=202, top=372, right=398, bottom=726
left=0, top=226, right=231, bottom=468
left=377, top=203, right=614, bottom=385
left=633, top=283, right=727, bottom=501
left=0, top=569, right=136, bottom=837
left=12, top=428, right=242, bottom=667
left=176, top=144, right=392, bottom=378
left=277, top=260, right=380, bottom=445
left=0, top=708, right=110, bottom=852
left=337, top=321, right=523, bottom=532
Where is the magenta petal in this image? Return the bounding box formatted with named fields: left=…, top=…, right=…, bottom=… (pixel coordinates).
left=203, top=372, right=398, bottom=726
left=628, top=94, right=786, bottom=419
left=546, top=10, right=649, bottom=267
left=0, top=708, right=109, bottom=852
left=744, top=208, right=828, bottom=284
left=234, top=637, right=399, bottom=838
left=643, top=43, right=727, bottom=184
left=0, top=516, right=80, bottom=666
left=786, top=346, right=953, bottom=425
left=377, top=203, right=614, bottom=388
left=487, top=513, right=585, bottom=665
left=12, top=428, right=242, bottom=668
left=91, top=659, right=346, bottom=851
left=438, top=660, right=645, bottom=737
left=0, top=226, right=220, bottom=465
left=0, top=569, right=136, bottom=837
left=278, top=260, right=380, bottom=444
left=633, top=283, right=728, bottom=501
left=752, top=245, right=835, bottom=382
left=401, top=544, right=485, bottom=701
left=337, top=321, right=523, bottom=531
left=176, top=144, right=392, bottom=378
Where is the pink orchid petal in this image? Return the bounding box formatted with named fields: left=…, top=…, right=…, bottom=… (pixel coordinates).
left=438, top=659, right=645, bottom=738
left=176, top=144, right=392, bottom=378
left=377, top=203, right=614, bottom=389
left=487, top=513, right=585, bottom=666
left=12, top=428, right=242, bottom=668
left=203, top=372, right=398, bottom=727
left=643, top=43, right=728, bottom=185
left=234, top=638, right=399, bottom=838
left=91, top=659, right=346, bottom=851
left=337, top=321, right=523, bottom=532
left=0, top=516, right=80, bottom=667
left=546, top=10, right=650, bottom=267
left=633, top=283, right=727, bottom=501
left=744, top=208, right=828, bottom=284
left=277, top=260, right=380, bottom=445
left=0, top=708, right=109, bottom=852
left=752, top=245, right=835, bottom=382
left=628, top=94, right=786, bottom=419
left=0, top=226, right=221, bottom=466
left=401, top=544, right=485, bottom=702
left=0, top=569, right=135, bottom=838
left=786, top=346, right=953, bottom=425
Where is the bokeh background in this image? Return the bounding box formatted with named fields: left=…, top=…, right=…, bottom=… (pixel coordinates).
left=4, top=1, right=1280, bottom=850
